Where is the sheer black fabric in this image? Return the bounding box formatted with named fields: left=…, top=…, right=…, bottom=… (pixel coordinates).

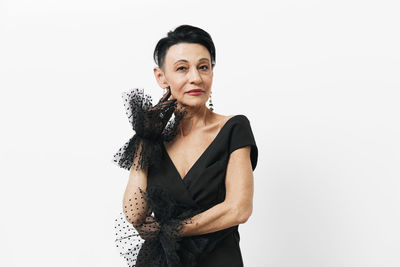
left=112, top=89, right=258, bottom=267
left=112, top=88, right=186, bottom=172
left=114, top=186, right=211, bottom=266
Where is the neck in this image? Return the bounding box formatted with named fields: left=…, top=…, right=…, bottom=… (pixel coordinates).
left=175, top=104, right=213, bottom=137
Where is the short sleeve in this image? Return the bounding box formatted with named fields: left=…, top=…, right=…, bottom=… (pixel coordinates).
left=228, top=115, right=258, bottom=171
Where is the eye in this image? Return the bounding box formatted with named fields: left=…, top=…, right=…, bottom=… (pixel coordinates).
left=176, top=65, right=209, bottom=71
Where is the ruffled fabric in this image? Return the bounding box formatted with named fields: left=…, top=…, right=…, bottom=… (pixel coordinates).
left=112, top=88, right=213, bottom=266
left=114, top=185, right=211, bottom=267
left=112, top=88, right=187, bottom=172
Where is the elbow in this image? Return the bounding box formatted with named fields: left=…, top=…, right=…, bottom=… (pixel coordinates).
left=124, top=212, right=145, bottom=227
left=122, top=202, right=147, bottom=227
left=238, top=210, right=252, bottom=224
left=230, top=203, right=253, bottom=224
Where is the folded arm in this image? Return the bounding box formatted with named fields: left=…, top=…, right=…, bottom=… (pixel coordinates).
left=179, top=146, right=254, bottom=237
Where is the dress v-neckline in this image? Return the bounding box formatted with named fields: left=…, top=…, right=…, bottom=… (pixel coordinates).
left=162, top=115, right=239, bottom=182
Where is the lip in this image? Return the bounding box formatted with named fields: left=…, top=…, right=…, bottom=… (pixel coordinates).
left=186, top=89, right=204, bottom=93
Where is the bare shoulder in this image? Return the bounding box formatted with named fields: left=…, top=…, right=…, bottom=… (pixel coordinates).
left=212, top=113, right=236, bottom=126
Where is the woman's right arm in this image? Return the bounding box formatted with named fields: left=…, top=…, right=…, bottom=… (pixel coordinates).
left=122, top=140, right=150, bottom=227
left=114, top=87, right=186, bottom=239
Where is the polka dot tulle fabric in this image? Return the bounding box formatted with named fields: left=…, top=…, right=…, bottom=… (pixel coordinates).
left=113, top=185, right=211, bottom=266
left=114, top=187, right=188, bottom=266
left=112, top=89, right=211, bottom=266
left=112, top=88, right=186, bottom=172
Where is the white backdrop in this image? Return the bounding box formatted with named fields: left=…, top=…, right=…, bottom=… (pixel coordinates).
left=1, top=0, right=399, bottom=266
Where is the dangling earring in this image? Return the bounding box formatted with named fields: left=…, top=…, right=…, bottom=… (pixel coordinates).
left=208, top=91, right=214, bottom=111
left=163, top=86, right=169, bottom=95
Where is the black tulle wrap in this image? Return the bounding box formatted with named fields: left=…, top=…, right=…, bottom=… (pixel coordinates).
left=113, top=88, right=212, bottom=266
left=114, top=185, right=212, bottom=267
left=112, top=88, right=187, bottom=172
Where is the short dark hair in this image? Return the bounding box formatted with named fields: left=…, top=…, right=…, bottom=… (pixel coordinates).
left=153, top=24, right=216, bottom=71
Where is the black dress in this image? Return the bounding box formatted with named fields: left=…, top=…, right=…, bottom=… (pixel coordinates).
left=114, top=114, right=258, bottom=267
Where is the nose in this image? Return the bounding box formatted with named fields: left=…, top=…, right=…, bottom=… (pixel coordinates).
left=188, top=67, right=202, bottom=84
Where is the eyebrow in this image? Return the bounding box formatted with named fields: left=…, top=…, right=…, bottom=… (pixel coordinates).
left=174, top=58, right=210, bottom=65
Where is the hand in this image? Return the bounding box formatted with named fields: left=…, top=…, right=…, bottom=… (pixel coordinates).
left=135, top=87, right=179, bottom=141
left=113, top=87, right=186, bottom=171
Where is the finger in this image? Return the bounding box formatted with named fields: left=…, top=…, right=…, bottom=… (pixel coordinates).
left=156, top=90, right=171, bottom=106
left=161, top=103, right=177, bottom=123
left=161, top=88, right=171, bottom=102
left=168, top=93, right=176, bottom=101
left=159, top=98, right=177, bottom=107
left=163, top=99, right=177, bottom=107
left=153, top=99, right=176, bottom=112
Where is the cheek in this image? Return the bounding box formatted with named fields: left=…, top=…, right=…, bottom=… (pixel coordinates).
left=203, top=72, right=213, bottom=81
left=169, top=75, right=186, bottom=86
left=170, top=83, right=186, bottom=98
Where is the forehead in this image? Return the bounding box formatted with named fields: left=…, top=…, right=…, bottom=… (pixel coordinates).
left=165, top=43, right=210, bottom=64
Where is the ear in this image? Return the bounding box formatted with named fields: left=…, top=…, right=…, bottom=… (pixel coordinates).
left=153, top=67, right=169, bottom=89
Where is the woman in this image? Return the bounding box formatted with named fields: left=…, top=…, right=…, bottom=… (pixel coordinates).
left=113, top=24, right=258, bottom=267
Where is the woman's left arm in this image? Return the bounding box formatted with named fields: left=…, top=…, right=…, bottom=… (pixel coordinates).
left=180, top=146, right=254, bottom=237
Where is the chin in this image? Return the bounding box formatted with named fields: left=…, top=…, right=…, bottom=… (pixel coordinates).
left=189, top=99, right=207, bottom=106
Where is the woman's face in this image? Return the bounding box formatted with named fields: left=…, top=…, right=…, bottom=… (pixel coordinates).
left=154, top=43, right=214, bottom=109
